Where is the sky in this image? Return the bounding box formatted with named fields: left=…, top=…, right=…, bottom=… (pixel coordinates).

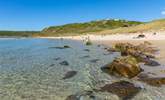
left=0, top=0, right=165, bottom=31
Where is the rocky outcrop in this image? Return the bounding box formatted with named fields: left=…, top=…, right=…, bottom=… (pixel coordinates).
left=101, top=56, right=142, bottom=78
left=113, top=42, right=160, bottom=66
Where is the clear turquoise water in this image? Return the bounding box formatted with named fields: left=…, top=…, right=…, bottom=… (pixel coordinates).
left=0, top=38, right=120, bottom=100
left=0, top=38, right=165, bottom=100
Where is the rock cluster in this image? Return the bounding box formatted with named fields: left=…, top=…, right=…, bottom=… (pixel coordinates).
left=102, top=56, right=142, bottom=78
left=100, top=42, right=165, bottom=99
left=103, top=42, right=161, bottom=78
left=112, top=42, right=160, bottom=66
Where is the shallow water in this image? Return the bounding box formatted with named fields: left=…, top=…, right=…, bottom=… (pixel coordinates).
left=0, top=38, right=165, bottom=100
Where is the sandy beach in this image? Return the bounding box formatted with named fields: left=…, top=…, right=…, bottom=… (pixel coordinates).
left=42, top=31, right=165, bottom=41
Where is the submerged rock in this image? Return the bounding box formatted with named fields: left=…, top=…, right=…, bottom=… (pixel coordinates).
left=54, top=57, right=61, bottom=61
left=49, top=45, right=71, bottom=49
left=101, top=56, right=142, bottom=78
left=80, top=55, right=90, bottom=59
left=63, top=71, right=77, bottom=79
left=65, top=95, right=78, bottom=100
left=60, top=61, right=69, bottom=66
left=144, top=59, right=160, bottom=66
left=86, top=41, right=92, bottom=46
left=64, top=45, right=71, bottom=48
left=106, top=47, right=118, bottom=52
left=65, top=91, right=94, bottom=100
left=49, top=64, right=55, bottom=67
left=84, top=49, right=90, bottom=52
left=90, top=59, right=100, bottom=63
left=97, top=44, right=101, bottom=47
left=103, top=52, right=113, bottom=55
left=100, top=81, right=141, bottom=100
left=137, top=73, right=150, bottom=79
left=138, top=77, right=165, bottom=87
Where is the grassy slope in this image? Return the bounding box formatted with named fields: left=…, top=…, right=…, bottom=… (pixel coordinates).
left=40, top=19, right=143, bottom=36
left=98, top=19, right=165, bottom=34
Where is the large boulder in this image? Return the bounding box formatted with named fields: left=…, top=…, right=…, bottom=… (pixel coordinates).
left=100, top=81, right=141, bottom=100
left=101, top=56, right=142, bottom=78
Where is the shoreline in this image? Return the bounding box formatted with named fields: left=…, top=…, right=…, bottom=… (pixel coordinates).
left=1, top=32, right=165, bottom=64
left=39, top=32, right=165, bottom=66
left=39, top=32, right=165, bottom=41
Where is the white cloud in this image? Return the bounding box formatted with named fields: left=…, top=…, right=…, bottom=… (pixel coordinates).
left=161, top=8, right=165, bottom=15
left=161, top=11, right=165, bottom=15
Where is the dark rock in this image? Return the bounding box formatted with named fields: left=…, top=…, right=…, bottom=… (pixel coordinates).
left=49, top=64, right=55, bottom=67
left=65, top=91, right=94, bottom=100
left=100, top=81, right=141, bottom=100
left=147, top=72, right=157, bottom=76
left=103, top=53, right=112, bottom=55
left=49, top=45, right=70, bottom=49
left=90, top=59, right=100, bottom=63
left=97, top=44, right=101, bottom=47
left=137, top=73, right=150, bottom=79
left=86, top=41, right=92, bottom=46
left=145, top=54, right=155, bottom=59
left=80, top=55, right=90, bottom=59
left=144, top=59, right=160, bottom=66
left=65, top=95, right=78, bottom=100
left=138, top=77, right=165, bottom=87
left=101, top=56, right=142, bottom=78
left=107, top=48, right=118, bottom=52
left=153, top=33, right=157, bottom=35
left=54, top=57, right=61, bottom=61
left=137, top=34, right=145, bottom=38
left=63, top=71, right=77, bottom=79
left=84, top=49, right=90, bottom=52
left=60, top=61, right=69, bottom=66
left=123, top=24, right=129, bottom=27
left=64, top=45, right=71, bottom=48
left=104, top=47, right=108, bottom=50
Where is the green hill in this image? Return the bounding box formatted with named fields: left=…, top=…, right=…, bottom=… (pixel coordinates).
left=98, top=19, right=165, bottom=34
left=1, top=19, right=165, bottom=37
left=40, top=19, right=143, bottom=36
left=0, top=31, right=39, bottom=37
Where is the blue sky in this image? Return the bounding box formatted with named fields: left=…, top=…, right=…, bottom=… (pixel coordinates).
left=0, top=0, right=165, bottom=31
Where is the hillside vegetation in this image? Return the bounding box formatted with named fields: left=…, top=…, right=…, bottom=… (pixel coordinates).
left=40, top=19, right=143, bottom=36
left=0, top=31, right=39, bottom=37
left=98, top=19, right=165, bottom=34
left=0, top=19, right=165, bottom=37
